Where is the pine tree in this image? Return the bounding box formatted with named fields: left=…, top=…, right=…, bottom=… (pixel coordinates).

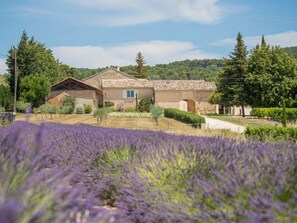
left=135, top=52, right=148, bottom=78
left=6, top=31, right=61, bottom=99
left=216, top=32, right=248, bottom=116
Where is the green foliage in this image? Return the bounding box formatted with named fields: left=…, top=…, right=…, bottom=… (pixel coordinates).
left=251, top=108, right=297, bottom=121
left=60, top=106, right=72, bottom=115
left=83, top=104, right=92, bottom=114
left=76, top=106, right=85, bottom=114
left=135, top=52, right=148, bottom=78
left=139, top=97, right=153, bottom=112
left=282, top=99, right=287, bottom=127
left=216, top=32, right=248, bottom=116
left=104, top=101, right=114, bottom=107
left=164, top=108, right=205, bottom=128
left=123, top=107, right=135, bottom=112
left=246, top=41, right=297, bottom=108
left=6, top=31, right=63, bottom=99
left=16, top=101, right=31, bottom=113
left=150, top=105, right=163, bottom=125
left=0, top=84, right=13, bottom=110
left=76, top=59, right=223, bottom=81
left=135, top=93, right=139, bottom=112
left=19, top=74, right=51, bottom=108
left=93, top=107, right=111, bottom=123
left=284, top=46, right=297, bottom=59
left=0, top=107, right=5, bottom=112
left=38, top=104, right=59, bottom=118
left=62, top=96, right=76, bottom=113
left=245, top=126, right=297, bottom=142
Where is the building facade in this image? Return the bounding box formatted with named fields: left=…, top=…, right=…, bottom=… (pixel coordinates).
left=47, top=68, right=218, bottom=114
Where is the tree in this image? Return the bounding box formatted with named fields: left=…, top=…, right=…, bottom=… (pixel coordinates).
left=19, top=74, right=51, bottom=108
left=0, top=85, right=13, bottom=110
left=246, top=37, right=297, bottom=107
left=135, top=52, right=148, bottom=78
left=216, top=32, right=248, bottom=116
left=6, top=31, right=62, bottom=99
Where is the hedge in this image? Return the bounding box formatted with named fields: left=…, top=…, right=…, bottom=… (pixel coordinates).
left=251, top=108, right=297, bottom=121
left=164, top=108, right=205, bottom=128
left=245, top=126, right=297, bottom=143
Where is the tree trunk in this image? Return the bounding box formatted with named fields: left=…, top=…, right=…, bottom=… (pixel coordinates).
left=241, top=105, right=245, bottom=117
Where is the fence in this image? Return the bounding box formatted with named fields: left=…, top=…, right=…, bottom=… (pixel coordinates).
left=0, top=112, right=15, bottom=125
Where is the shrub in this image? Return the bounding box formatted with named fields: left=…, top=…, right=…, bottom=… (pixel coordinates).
left=60, top=106, right=72, bottom=115
left=164, top=108, right=205, bottom=128
left=104, top=101, right=114, bottom=108
left=150, top=105, right=163, bottom=125
left=16, top=101, right=31, bottom=113
left=0, top=107, right=5, bottom=112
left=124, top=107, right=135, bottom=112
left=84, top=104, right=92, bottom=114
left=62, top=96, right=76, bottom=113
left=251, top=108, right=297, bottom=122
left=76, top=106, right=85, bottom=114
left=139, top=97, right=153, bottom=112
left=93, top=107, right=111, bottom=123
left=245, top=126, right=297, bottom=142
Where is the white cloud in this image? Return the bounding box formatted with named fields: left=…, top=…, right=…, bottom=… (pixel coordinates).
left=52, top=40, right=220, bottom=68
left=59, top=0, right=223, bottom=26
left=0, top=59, right=8, bottom=74
left=213, top=31, right=297, bottom=48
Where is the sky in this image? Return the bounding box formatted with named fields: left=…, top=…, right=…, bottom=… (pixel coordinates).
left=1, top=0, right=297, bottom=73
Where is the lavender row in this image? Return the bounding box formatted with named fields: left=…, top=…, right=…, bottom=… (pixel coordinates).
left=1, top=121, right=297, bottom=222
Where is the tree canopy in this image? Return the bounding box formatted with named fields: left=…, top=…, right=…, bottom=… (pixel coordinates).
left=246, top=39, right=297, bottom=107
left=215, top=32, right=249, bottom=116
left=19, top=74, right=51, bottom=108
left=135, top=52, right=148, bottom=78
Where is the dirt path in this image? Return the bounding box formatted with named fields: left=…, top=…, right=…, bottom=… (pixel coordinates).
left=204, top=117, right=246, bottom=133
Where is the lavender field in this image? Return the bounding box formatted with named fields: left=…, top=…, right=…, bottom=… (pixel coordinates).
left=1, top=121, right=297, bottom=223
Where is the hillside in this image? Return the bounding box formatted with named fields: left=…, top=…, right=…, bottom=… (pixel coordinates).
left=284, top=46, right=297, bottom=59
left=75, top=59, right=224, bottom=82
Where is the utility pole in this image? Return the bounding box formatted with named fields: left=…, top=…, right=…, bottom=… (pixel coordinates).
left=13, top=47, right=17, bottom=117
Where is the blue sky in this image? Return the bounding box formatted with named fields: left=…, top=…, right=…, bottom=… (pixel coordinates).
left=1, top=0, right=297, bottom=72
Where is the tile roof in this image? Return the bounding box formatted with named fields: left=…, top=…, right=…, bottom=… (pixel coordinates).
left=102, top=79, right=216, bottom=91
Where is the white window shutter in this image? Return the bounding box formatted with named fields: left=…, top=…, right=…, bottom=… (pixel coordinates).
left=123, top=90, right=127, bottom=98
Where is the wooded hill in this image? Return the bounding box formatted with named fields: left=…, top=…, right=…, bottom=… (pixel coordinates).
left=76, top=59, right=224, bottom=82
left=75, top=46, right=297, bottom=82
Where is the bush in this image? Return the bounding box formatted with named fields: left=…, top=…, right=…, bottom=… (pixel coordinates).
left=139, top=97, right=153, bottom=112
left=251, top=108, right=297, bottom=121
left=39, top=104, right=59, bottom=118
left=105, top=101, right=114, bottom=108
left=62, top=96, right=76, bottom=114
left=60, top=106, right=72, bottom=115
left=76, top=106, right=85, bottom=114
left=0, top=107, right=5, bottom=112
left=124, top=107, right=135, bottom=112
left=16, top=101, right=31, bottom=113
left=150, top=105, right=163, bottom=125
left=164, top=108, right=205, bottom=128
left=84, top=104, right=92, bottom=114
left=93, top=107, right=112, bottom=123
left=245, top=126, right=297, bottom=142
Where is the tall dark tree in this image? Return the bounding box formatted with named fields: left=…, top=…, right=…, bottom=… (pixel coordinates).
left=6, top=31, right=61, bottom=99
left=135, top=52, right=148, bottom=78
left=216, top=32, right=248, bottom=116
left=246, top=36, right=297, bottom=107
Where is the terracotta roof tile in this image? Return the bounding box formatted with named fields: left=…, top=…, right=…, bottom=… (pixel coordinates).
left=102, top=79, right=216, bottom=90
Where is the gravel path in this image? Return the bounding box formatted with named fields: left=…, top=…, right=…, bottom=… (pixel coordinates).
left=203, top=117, right=246, bottom=133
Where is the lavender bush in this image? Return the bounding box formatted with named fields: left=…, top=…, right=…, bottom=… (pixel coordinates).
left=1, top=121, right=297, bottom=222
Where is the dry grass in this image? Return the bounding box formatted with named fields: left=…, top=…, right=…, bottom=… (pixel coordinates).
left=16, top=114, right=244, bottom=139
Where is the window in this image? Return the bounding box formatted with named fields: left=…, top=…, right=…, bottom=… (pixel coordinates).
left=123, top=90, right=138, bottom=98
left=127, top=90, right=135, bottom=98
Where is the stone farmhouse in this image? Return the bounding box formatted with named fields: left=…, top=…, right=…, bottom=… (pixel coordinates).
left=47, top=68, right=218, bottom=114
